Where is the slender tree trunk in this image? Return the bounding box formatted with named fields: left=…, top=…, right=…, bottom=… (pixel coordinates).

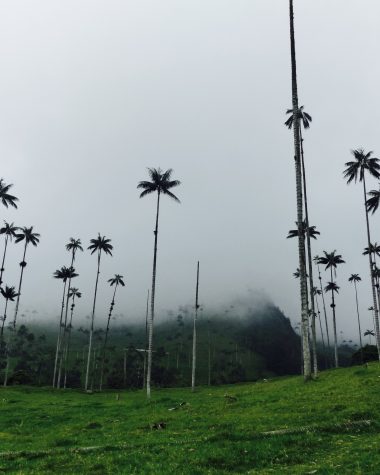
left=314, top=295, right=326, bottom=361
left=85, top=250, right=102, bottom=391
left=123, top=349, right=127, bottom=387
left=316, top=261, right=331, bottom=360
left=99, top=285, right=118, bottom=391
left=63, top=295, right=77, bottom=389
left=289, top=0, right=311, bottom=380
left=191, top=261, right=200, bottom=392
left=53, top=280, right=68, bottom=387
left=362, top=177, right=380, bottom=359
left=143, top=289, right=149, bottom=389
left=330, top=267, right=339, bottom=368
left=12, top=243, right=27, bottom=329
left=0, top=236, right=9, bottom=286
left=0, top=299, right=9, bottom=340
left=300, top=129, right=317, bottom=377
left=353, top=281, right=364, bottom=364
left=57, top=253, right=75, bottom=388
left=146, top=191, right=161, bottom=399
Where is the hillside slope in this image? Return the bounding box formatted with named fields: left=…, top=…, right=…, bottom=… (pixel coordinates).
left=0, top=363, right=379, bottom=473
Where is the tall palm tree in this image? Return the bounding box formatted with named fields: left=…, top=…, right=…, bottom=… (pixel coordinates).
left=318, top=251, right=345, bottom=367
left=57, top=238, right=83, bottom=387
left=52, top=266, right=78, bottom=387
left=99, top=274, right=125, bottom=390
left=364, top=329, right=375, bottom=345
left=344, top=149, right=380, bottom=359
left=287, top=0, right=310, bottom=380
left=0, top=286, right=18, bottom=339
left=0, top=222, right=18, bottom=286
left=85, top=234, right=113, bottom=391
left=366, top=186, right=380, bottom=215
left=363, top=244, right=380, bottom=309
left=137, top=168, right=181, bottom=398
left=314, top=255, right=331, bottom=357
left=287, top=222, right=319, bottom=240
left=348, top=274, right=364, bottom=364
left=63, top=287, right=82, bottom=389
left=12, top=226, right=40, bottom=329
left=0, top=179, right=18, bottom=210
left=312, top=287, right=326, bottom=352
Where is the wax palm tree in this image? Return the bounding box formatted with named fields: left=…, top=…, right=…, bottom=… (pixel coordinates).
left=85, top=234, right=113, bottom=391
left=57, top=238, right=83, bottom=388
left=318, top=251, right=345, bottom=367
left=285, top=105, right=312, bottom=130
left=99, top=274, right=125, bottom=390
left=344, top=149, right=380, bottom=358
left=366, top=187, right=380, bottom=215
left=63, top=287, right=82, bottom=388
left=287, top=222, right=320, bottom=240
left=191, top=262, right=200, bottom=392
left=0, top=286, right=18, bottom=339
left=52, top=266, right=78, bottom=387
left=312, top=286, right=326, bottom=353
left=0, top=179, right=18, bottom=210
left=287, top=0, right=311, bottom=380
left=137, top=168, right=181, bottom=397
left=0, top=222, right=18, bottom=286
left=12, top=226, right=40, bottom=329
left=314, top=255, right=331, bottom=357
left=364, top=329, right=375, bottom=345
left=348, top=274, right=364, bottom=364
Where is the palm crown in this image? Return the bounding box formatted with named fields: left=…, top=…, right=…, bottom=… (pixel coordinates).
left=15, top=226, right=40, bottom=246
left=287, top=221, right=320, bottom=240
left=0, top=285, right=19, bottom=301
left=284, top=106, right=312, bottom=130
left=348, top=273, right=361, bottom=283
left=324, top=282, right=340, bottom=293
left=88, top=234, right=113, bottom=256
left=318, top=251, right=345, bottom=271
left=0, top=179, right=18, bottom=209
left=53, top=266, right=78, bottom=282
left=363, top=243, right=380, bottom=257
left=68, top=287, right=82, bottom=299
left=312, top=286, right=322, bottom=296
left=366, top=188, right=380, bottom=215
left=343, top=149, right=380, bottom=184
left=66, top=238, right=83, bottom=260
left=108, top=274, right=125, bottom=287
left=0, top=221, right=18, bottom=239
left=137, top=168, right=181, bottom=202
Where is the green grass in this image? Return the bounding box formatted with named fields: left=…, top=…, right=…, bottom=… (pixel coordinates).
left=0, top=364, right=379, bottom=474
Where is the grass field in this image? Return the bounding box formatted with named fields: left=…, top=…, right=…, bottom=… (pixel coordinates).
left=0, top=364, right=379, bottom=474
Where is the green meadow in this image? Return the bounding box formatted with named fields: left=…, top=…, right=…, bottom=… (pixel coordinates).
left=0, top=363, right=379, bottom=474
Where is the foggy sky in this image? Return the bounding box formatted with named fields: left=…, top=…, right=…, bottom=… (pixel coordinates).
left=0, top=0, right=379, bottom=343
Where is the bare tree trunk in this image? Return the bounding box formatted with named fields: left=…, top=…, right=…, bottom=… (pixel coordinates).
left=316, top=261, right=331, bottom=361
left=12, top=243, right=27, bottom=330
left=123, top=349, right=127, bottom=387
left=85, top=251, right=101, bottom=391
left=329, top=267, right=339, bottom=368
left=0, top=235, right=9, bottom=286
left=353, top=281, right=364, bottom=364
left=146, top=191, right=161, bottom=399
left=0, top=299, right=8, bottom=340
left=99, top=285, right=118, bottom=390
left=191, top=261, right=199, bottom=392
left=63, top=295, right=77, bottom=388
left=362, top=177, right=380, bottom=360
left=289, top=0, right=311, bottom=380
left=300, top=129, right=317, bottom=377
left=53, top=280, right=68, bottom=387
left=143, top=289, right=149, bottom=389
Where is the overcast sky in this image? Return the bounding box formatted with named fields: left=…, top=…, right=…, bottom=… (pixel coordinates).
left=0, top=0, right=379, bottom=342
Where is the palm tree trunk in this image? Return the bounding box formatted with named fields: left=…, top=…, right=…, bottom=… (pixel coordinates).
left=53, top=280, right=68, bottom=387
left=0, top=235, right=9, bottom=286
left=63, top=296, right=76, bottom=389
left=316, top=261, right=331, bottom=358
left=146, top=190, right=161, bottom=399
left=314, top=295, right=327, bottom=362
left=191, top=261, right=199, bottom=392
left=12, top=242, right=27, bottom=329
left=99, top=285, right=118, bottom=391
left=57, top=254, right=75, bottom=388
left=300, top=128, right=317, bottom=377
left=330, top=267, right=339, bottom=368
left=85, top=250, right=102, bottom=391
left=362, top=177, right=380, bottom=360
left=0, top=299, right=8, bottom=340
left=353, top=281, right=364, bottom=364
left=289, top=0, right=311, bottom=380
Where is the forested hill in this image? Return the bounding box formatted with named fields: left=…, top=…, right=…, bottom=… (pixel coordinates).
left=1, top=302, right=314, bottom=388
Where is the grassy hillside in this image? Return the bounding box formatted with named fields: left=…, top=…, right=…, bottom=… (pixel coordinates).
left=0, top=363, right=379, bottom=473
